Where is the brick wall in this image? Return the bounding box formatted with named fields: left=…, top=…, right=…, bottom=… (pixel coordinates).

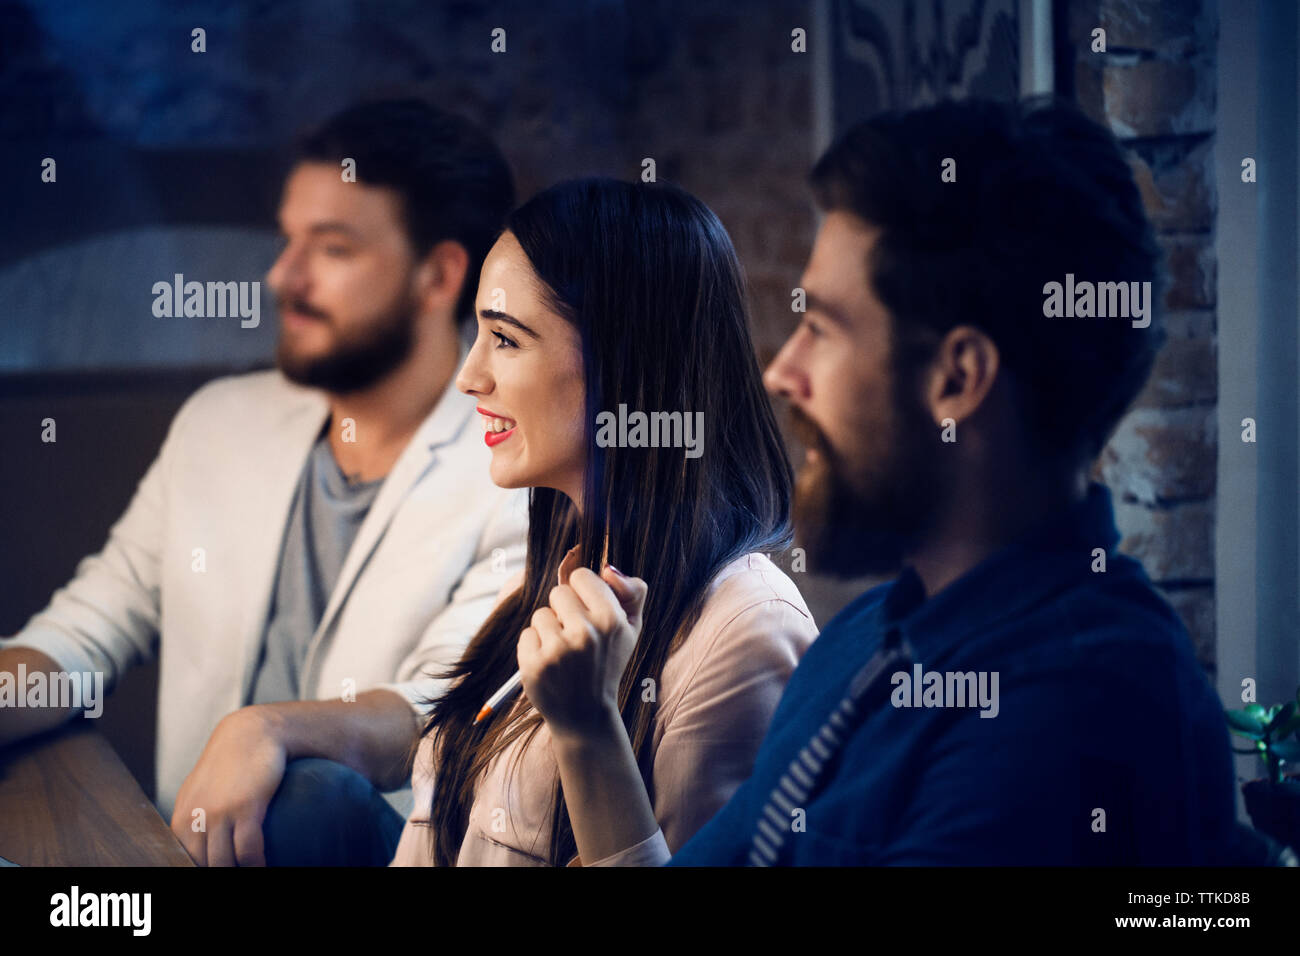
left=1071, top=0, right=1220, bottom=674
left=610, top=1, right=816, bottom=367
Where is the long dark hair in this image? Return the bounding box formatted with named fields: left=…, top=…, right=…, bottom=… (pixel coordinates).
left=422, top=178, right=792, bottom=866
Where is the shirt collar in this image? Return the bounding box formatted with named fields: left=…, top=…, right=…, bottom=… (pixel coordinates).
left=879, top=481, right=1122, bottom=658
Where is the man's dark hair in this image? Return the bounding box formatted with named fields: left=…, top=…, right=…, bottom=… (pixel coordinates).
left=810, top=96, right=1165, bottom=469
left=295, top=98, right=515, bottom=321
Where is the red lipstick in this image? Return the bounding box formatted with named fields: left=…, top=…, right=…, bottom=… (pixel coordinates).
left=477, top=406, right=517, bottom=448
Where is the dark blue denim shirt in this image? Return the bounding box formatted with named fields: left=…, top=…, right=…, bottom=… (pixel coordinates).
left=670, top=482, right=1236, bottom=865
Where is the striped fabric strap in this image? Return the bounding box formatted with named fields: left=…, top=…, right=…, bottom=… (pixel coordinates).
left=748, top=630, right=910, bottom=866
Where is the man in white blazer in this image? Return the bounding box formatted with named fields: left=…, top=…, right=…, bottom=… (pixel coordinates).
left=0, top=100, right=527, bottom=866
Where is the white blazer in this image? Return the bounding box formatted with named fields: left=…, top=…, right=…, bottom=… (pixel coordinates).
left=3, top=360, right=528, bottom=819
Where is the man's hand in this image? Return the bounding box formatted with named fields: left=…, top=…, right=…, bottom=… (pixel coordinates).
left=170, top=706, right=287, bottom=867
left=0, top=646, right=83, bottom=747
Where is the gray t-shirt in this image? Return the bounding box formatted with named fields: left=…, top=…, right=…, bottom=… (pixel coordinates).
left=248, top=428, right=384, bottom=704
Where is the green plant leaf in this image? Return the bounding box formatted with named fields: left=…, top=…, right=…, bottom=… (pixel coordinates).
left=1226, top=710, right=1265, bottom=735
left=1267, top=701, right=1297, bottom=734
left=1274, top=707, right=1300, bottom=741
left=1271, top=739, right=1300, bottom=761
left=1245, top=704, right=1269, bottom=723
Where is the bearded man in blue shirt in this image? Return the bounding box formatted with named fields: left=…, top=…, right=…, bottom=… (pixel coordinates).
left=678, top=97, right=1237, bottom=866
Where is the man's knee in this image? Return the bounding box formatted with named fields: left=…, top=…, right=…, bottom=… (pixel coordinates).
left=263, top=758, right=386, bottom=866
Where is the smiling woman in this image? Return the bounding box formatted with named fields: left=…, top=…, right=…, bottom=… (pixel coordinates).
left=457, top=230, right=586, bottom=497
left=393, top=178, right=819, bottom=868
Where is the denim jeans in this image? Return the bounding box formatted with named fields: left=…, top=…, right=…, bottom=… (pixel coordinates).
left=263, top=757, right=405, bottom=866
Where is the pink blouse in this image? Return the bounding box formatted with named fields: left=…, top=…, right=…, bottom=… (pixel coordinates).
left=389, top=552, right=817, bottom=866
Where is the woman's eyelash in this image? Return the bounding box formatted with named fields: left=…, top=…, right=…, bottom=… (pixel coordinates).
left=491, top=330, right=519, bottom=349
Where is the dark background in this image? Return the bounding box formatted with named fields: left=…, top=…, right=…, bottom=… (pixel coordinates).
left=2, top=0, right=1271, bottom=800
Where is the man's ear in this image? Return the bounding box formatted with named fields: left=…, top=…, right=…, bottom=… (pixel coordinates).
left=415, top=240, right=470, bottom=318
left=920, top=325, right=1000, bottom=428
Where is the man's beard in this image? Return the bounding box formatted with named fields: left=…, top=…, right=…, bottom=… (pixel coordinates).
left=788, top=381, right=940, bottom=579
left=275, top=293, right=417, bottom=394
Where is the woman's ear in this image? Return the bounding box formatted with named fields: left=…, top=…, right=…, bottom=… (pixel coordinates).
left=921, top=325, right=1000, bottom=429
